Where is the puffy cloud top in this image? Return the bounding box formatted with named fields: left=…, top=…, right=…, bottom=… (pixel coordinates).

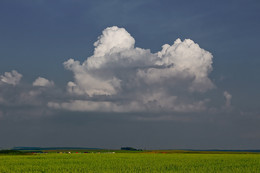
left=93, top=26, right=135, bottom=58
left=144, top=38, right=214, bottom=92
left=51, top=26, right=215, bottom=113
left=0, top=70, right=22, bottom=86
left=33, top=77, right=54, bottom=87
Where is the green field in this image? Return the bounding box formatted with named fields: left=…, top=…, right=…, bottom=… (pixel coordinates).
left=0, top=152, right=260, bottom=173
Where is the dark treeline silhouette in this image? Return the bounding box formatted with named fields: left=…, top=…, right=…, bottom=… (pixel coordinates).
left=121, top=147, right=142, bottom=151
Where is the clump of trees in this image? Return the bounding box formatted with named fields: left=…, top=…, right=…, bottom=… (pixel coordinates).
left=0, top=150, right=25, bottom=155
left=121, top=147, right=142, bottom=151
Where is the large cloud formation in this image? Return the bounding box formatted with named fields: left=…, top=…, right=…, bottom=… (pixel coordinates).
left=48, top=26, right=215, bottom=113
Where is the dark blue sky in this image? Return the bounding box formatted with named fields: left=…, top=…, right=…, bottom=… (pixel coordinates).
left=0, top=0, right=260, bottom=149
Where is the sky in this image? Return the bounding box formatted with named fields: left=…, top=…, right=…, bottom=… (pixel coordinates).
left=0, top=0, right=260, bottom=150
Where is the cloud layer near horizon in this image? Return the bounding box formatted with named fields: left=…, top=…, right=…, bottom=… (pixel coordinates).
left=48, top=26, right=215, bottom=113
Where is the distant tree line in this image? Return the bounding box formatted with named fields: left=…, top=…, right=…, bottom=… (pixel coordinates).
left=121, top=147, right=142, bottom=151
left=0, top=150, right=25, bottom=155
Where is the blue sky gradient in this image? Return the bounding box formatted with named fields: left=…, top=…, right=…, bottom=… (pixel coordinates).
left=0, top=0, right=260, bottom=149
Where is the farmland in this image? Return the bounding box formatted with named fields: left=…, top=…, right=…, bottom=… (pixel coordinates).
left=0, top=151, right=260, bottom=172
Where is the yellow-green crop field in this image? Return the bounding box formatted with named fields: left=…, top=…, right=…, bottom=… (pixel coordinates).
left=0, top=153, right=260, bottom=173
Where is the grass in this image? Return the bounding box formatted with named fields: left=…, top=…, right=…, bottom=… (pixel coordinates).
left=0, top=152, right=260, bottom=172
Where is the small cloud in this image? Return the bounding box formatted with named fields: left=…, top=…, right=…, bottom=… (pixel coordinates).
left=223, top=91, right=232, bottom=107
left=0, top=110, right=3, bottom=118
left=0, top=70, right=22, bottom=86
left=33, top=77, right=54, bottom=87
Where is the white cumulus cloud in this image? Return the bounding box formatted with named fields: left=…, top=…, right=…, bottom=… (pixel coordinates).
left=49, top=26, right=215, bottom=113
left=33, top=77, right=54, bottom=87
left=0, top=70, right=22, bottom=86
